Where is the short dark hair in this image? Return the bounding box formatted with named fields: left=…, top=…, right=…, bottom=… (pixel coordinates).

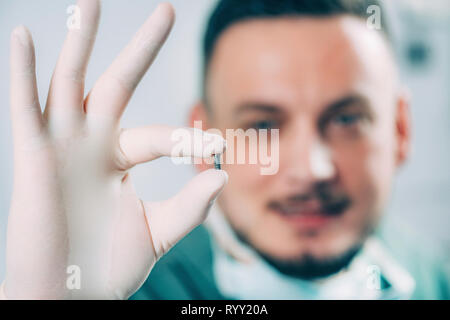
left=202, top=0, right=390, bottom=97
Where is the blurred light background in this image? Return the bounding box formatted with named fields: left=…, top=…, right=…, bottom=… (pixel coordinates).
left=0, top=0, right=449, bottom=280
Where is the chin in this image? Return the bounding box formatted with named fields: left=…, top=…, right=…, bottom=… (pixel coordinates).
left=258, top=231, right=366, bottom=280
left=235, top=221, right=370, bottom=279
left=273, top=229, right=362, bottom=260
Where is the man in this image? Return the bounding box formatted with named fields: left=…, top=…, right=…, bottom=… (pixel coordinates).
left=132, top=0, right=450, bottom=299
left=1, top=0, right=448, bottom=299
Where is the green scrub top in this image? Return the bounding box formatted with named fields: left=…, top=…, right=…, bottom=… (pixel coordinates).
left=131, top=221, right=450, bottom=300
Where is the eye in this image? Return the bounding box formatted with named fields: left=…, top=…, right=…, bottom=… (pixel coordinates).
left=249, top=120, right=278, bottom=130
left=332, top=113, right=363, bottom=126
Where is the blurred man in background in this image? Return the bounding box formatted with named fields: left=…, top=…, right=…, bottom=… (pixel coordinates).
left=2, top=0, right=448, bottom=300
left=133, top=0, right=450, bottom=299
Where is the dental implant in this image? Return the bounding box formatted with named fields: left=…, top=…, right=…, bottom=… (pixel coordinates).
left=214, top=153, right=221, bottom=170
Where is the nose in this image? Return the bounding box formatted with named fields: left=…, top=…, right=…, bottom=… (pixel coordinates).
left=281, top=124, right=337, bottom=188
left=309, top=141, right=335, bottom=180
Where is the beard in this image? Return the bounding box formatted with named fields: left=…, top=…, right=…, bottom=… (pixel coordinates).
left=232, top=181, right=380, bottom=280
left=234, top=228, right=368, bottom=281
left=220, top=179, right=379, bottom=280
left=256, top=242, right=363, bottom=280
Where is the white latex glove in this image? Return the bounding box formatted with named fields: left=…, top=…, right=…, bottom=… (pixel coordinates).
left=1, top=0, right=227, bottom=299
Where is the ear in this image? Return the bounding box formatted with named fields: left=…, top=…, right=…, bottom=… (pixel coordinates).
left=395, top=89, right=411, bottom=167
left=189, top=101, right=214, bottom=172
left=189, top=101, right=211, bottom=128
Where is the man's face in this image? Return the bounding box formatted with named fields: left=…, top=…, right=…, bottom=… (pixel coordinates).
left=193, top=16, right=409, bottom=277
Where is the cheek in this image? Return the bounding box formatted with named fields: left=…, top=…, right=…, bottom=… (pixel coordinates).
left=219, top=160, right=275, bottom=231
left=221, top=161, right=268, bottom=209
left=332, top=134, right=394, bottom=215
left=221, top=135, right=274, bottom=195
left=334, top=141, right=372, bottom=190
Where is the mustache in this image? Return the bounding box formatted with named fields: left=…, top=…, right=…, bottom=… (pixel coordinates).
left=268, top=183, right=352, bottom=217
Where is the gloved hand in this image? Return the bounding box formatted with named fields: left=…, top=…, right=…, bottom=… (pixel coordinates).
left=1, top=0, right=227, bottom=299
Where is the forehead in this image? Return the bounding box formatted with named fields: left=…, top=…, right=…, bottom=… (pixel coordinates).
left=206, top=15, right=395, bottom=114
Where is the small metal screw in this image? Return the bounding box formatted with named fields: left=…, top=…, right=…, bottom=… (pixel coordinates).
left=214, top=153, right=221, bottom=170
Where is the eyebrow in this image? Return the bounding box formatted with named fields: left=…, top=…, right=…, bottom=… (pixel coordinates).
left=318, top=94, right=372, bottom=127
left=233, top=103, right=283, bottom=118
left=232, top=94, right=371, bottom=121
